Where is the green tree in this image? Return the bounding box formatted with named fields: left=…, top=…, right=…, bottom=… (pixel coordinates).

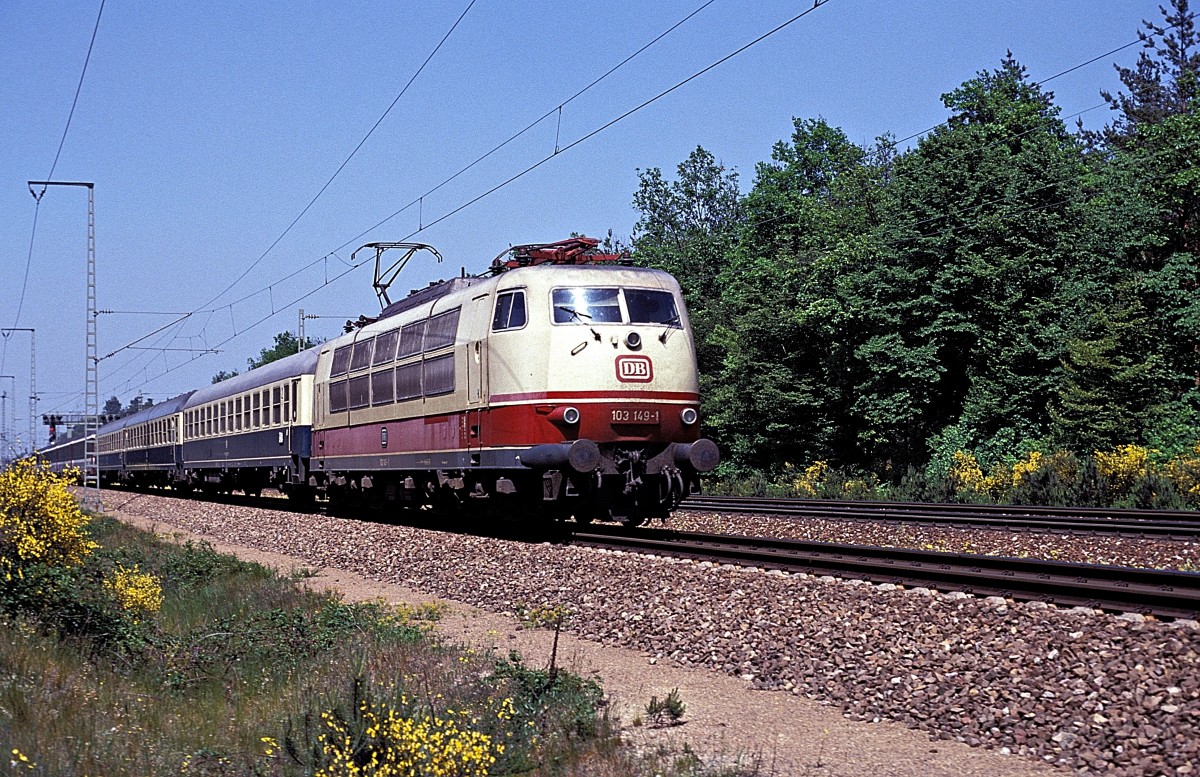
left=210, top=370, right=240, bottom=384
left=247, top=331, right=319, bottom=371
left=1083, top=0, right=1200, bottom=452
left=709, top=119, right=889, bottom=469
left=1050, top=303, right=1168, bottom=451
left=631, top=146, right=742, bottom=440
left=1083, top=0, right=1198, bottom=151
left=877, top=55, right=1095, bottom=465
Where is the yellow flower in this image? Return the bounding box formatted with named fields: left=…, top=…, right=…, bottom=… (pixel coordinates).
left=104, top=564, right=164, bottom=615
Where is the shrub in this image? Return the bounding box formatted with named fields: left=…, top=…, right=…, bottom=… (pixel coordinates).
left=0, top=458, right=96, bottom=580
left=646, top=688, right=686, bottom=727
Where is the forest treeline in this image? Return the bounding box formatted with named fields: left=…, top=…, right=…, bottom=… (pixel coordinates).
left=629, top=3, right=1199, bottom=504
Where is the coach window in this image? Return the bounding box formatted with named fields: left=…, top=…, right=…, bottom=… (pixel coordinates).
left=348, top=374, right=370, bottom=410
left=371, top=368, right=395, bottom=406
left=424, top=353, right=455, bottom=396
left=253, top=393, right=261, bottom=427
left=395, top=362, right=422, bottom=401
left=242, top=395, right=251, bottom=429
left=282, top=386, right=290, bottom=424
left=492, top=291, right=527, bottom=331
left=261, top=390, right=270, bottom=425
left=204, top=406, right=211, bottom=437
left=233, top=397, right=240, bottom=431
left=398, top=320, right=426, bottom=360
left=350, top=338, right=374, bottom=372
left=424, top=308, right=460, bottom=351
left=330, top=345, right=352, bottom=377
left=373, top=329, right=399, bottom=366
left=329, top=380, right=349, bottom=413
left=272, top=386, right=282, bottom=425
left=219, top=402, right=226, bottom=434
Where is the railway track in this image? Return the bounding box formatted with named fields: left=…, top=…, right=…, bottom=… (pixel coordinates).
left=96, top=485, right=1200, bottom=618
left=570, top=524, right=1200, bottom=620
left=682, top=495, right=1200, bottom=538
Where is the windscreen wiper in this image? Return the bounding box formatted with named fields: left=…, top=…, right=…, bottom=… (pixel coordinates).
left=557, top=305, right=601, bottom=341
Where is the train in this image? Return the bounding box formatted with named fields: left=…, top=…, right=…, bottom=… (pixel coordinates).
left=38, top=237, right=719, bottom=526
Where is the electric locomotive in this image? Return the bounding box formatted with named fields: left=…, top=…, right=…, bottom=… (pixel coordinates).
left=310, top=237, right=718, bottom=524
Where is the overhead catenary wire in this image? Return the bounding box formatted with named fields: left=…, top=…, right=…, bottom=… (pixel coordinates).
left=102, top=1, right=1182, bottom=397
left=96, top=0, right=732, bottom=387
left=194, top=0, right=478, bottom=314
left=891, top=11, right=1196, bottom=148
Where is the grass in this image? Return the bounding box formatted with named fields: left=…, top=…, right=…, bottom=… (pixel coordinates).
left=2, top=515, right=758, bottom=776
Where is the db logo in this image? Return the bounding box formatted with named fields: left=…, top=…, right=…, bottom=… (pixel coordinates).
left=615, top=355, right=653, bottom=383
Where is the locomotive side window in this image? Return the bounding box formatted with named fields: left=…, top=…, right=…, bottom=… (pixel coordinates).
left=350, top=338, right=374, bottom=372
left=424, top=308, right=460, bottom=351
left=552, top=288, right=622, bottom=323
left=348, top=375, right=370, bottom=410
left=492, top=291, right=527, bottom=331
left=398, top=320, right=426, bottom=359
left=625, top=289, right=681, bottom=326
left=371, top=369, right=395, bottom=406
left=373, top=329, right=399, bottom=366
left=329, top=380, right=349, bottom=413
left=330, top=345, right=352, bottom=376
left=395, top=362, right=422, bottom=401
left=423, top=353, right=455, bottom=396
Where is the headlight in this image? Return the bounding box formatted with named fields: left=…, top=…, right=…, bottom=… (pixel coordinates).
left=625, top=331, right=642, bottom=349
left=548, top=406, right=580, bottom=425
left=680, top=407, right=698, bottom=425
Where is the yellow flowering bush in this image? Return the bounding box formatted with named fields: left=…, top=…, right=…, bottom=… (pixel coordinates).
left=1095, top=444, right=1155, bottom=493
left=316, top=701, right=503, bottom=777
left=1161, top=443, right=1200, bottom=500
left=104, top=564, right=164, bottom=615
left=0, top=458, right=96, bottom=580
left=792, top=460, right=828, bottom=497
left=1009, top=451, right=1043, bottom=488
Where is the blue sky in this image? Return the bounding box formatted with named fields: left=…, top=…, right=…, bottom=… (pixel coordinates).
left=0, top=0, right=1173, bottom=450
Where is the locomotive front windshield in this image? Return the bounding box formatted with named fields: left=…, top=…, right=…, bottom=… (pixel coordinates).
left=552, top=287, right=680, bottom=327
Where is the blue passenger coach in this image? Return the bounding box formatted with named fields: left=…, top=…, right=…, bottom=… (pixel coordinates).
left=180, top=348, right=319, bottom=496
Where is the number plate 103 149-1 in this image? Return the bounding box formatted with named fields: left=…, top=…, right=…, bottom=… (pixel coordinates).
left=610, top=407, right=660, bottom=424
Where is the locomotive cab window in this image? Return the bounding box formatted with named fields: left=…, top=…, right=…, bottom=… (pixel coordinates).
left=626, top=289, right=681, bottom=327
left=552, top=288, right=622, bottom=323
left=492, top=290, right=527, bottom=331
left=551, top=287, right=680, bottom=327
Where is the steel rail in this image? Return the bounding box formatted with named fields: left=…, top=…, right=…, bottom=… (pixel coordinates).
left=681, top=495, right=1200, bottom=539
left=570, top=525, right=1200, bottom=620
